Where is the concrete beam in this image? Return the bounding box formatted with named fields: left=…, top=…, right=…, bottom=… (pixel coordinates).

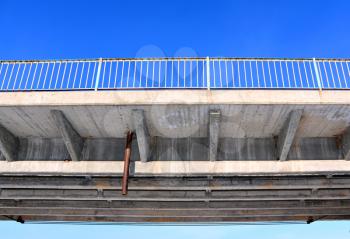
left=50, top=110, right=84, bottom=161
left=0, top=124, right=19, bottom=161
left=277, top=110, right=303, bottom=161
left=1, top=136, right=341, bottom=161
left=1, top=90, right=350, bottom=106
left=0, top=160, right=350, bottom=176
left=6, top=215, right=350, bottom=223
left=0, top=175, right=348, bottom=190
left=132, top=110, right=150, bottom=163
left=342, top=127, right=350, bottom=160
left=0, top=198, right=348, bottom=209
left=209, top=110, right=221, bottom=161
left=1, top=207, right=350, bottom=218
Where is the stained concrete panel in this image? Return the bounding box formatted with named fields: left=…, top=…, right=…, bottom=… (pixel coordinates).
left=0, top=105, right=349, bottom=139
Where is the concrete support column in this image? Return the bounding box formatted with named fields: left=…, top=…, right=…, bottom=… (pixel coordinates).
left=209, top=110, right=221, bottom=161
left=132, top=109, right=150, bottom=163
left=0, top=124, right=18, bottom=162
left=342, top=127, right=350, bottom=160
left=277, top=110, right=303, bottom=161
left=51, top=110, right=84, bottom=161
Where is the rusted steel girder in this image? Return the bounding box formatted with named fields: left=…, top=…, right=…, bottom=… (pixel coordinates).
left=122, top=131, right=134, bottom=195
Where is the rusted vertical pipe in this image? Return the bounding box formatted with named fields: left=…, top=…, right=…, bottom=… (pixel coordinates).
left=122, top=131, right=134, bottom=195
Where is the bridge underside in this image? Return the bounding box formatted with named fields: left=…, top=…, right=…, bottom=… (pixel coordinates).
left=0, top=90, right=350, bottom=223
left=1, top=175, right=350, bottom=223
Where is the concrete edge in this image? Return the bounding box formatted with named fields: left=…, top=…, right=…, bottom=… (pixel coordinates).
left=0, top=90, right=349, bottom=106
left=0, top=160, right=349, bottom=176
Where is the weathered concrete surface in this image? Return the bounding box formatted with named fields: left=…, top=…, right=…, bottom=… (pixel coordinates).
left=0, top=104, right=349, bottom=139
left=0, top=160, right=350, bottom=176
left=0, top=124, right=18, bottom=161
left=0, top=90, right=350, bottom=106
left=0, top=90, right=348, bottom=162
left=209, top=110, right=221, bottom=161
left=277, top=110, right=303, bottom=161
left=0, top=89, right=349, bottom=223
left=0, top=137, right=341, bottom=162
left=51, top=110, right=84, bottom=161
left=0, top=174, right=350, bottom=222
left=132, top=109, right=150, bottom=163
left=343, top=127, right=350, bottom=160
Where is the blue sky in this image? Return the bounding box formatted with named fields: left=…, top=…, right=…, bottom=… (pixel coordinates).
left=0, top=221, right=350, bottom=239
left=0, top=0, right=350, bottom=59
left=1, top=0, right=350, bottom=238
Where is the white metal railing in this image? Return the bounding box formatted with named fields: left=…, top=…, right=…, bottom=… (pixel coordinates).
left=0, top=58, right=349, bottom=91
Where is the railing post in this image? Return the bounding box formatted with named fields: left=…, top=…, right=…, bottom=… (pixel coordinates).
left=94, top=58, right=103, bottom=91
left=206, top=56, right=210, bottom=90
left=312, top=58, right=322, bottom=92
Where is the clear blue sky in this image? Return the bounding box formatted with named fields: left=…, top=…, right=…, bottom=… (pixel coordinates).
left=0, top=0, right=350, bottom=59
left=1, top=0, right=350, bottom=238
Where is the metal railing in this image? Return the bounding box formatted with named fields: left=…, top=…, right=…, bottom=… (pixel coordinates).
left=0, top=57, right=349, bottom=91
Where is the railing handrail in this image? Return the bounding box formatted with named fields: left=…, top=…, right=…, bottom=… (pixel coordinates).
left=0, top=57, right=349, bottom=91
left=1, top=57, right=350, bottom=64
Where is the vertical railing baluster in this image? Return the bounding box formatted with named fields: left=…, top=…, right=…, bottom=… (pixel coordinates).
left=312, top=58, right=323, bottom=92
left=94, top=58, right=103, bottom=91
left=225, top=60, right=228, bottom=87
left=308, top=61, right=315, bottom=88
left=79, top=62, right=85, bottom=89
left=152, top=60, right=155, bottom=88
left=206, top=57, right=210, bottom=90
left=25, top=63, right=33, bottom=90
left=165, top=60, right=168, bottom=88
left=230, top=61, right=235, bottom=88
left=54, top=62, right=61, bottom=90
left=249, top=61, right=253, bottom=87
left=114, top=61, right=119, bottom=89
left=36, top=63, right=44, bottom=89
left=102, top=60, right=107, bottom=89
left=1, top=63, right=9, bottom=90
left=340, top=62, right=347, bottom=88
left=267, top=61, right=272, bottom=88
left=261, top=61, right=266, bottom=88
left=138, top=61, right=142, bottom=88
left=13, top=63, right=21, bottom=90
left=127, top=60, right=131, bottom=88
left=238, top=61, right=241, bottom=88
left=6, top=63, right=15, bottom=90
left=108, top=61, right=112, bottom=89
left=133, top=61, right=137, bottom=88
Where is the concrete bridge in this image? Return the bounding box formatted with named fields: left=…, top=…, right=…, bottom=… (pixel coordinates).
left=0, top=58, right=350, bottom=223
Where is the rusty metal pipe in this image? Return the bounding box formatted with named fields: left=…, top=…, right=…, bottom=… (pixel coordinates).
left=122, top=131, right=134, bottom=195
